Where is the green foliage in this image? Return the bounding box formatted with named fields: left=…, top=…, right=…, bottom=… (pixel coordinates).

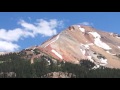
left=80, top=60, right=95, bottom=69
left=33, top=49, right=40, bottom=55
left=0, top=53, right=32, bottom=78
left=1, top=53, right=120, bottom=78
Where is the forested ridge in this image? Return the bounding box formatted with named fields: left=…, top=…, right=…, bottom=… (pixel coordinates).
left=0, top=53, right=120, bottom=78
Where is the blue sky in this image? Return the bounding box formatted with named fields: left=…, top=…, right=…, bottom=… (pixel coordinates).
left=0, top=12, right=120, bottom=52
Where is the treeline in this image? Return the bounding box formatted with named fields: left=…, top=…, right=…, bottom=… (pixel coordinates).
left=0, top=53, right=120, bottom=78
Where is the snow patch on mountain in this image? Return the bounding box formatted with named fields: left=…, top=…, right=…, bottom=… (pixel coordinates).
left=87, top=43, right=94, bottom=45
left=78, top=25, right=85, bottom=32
left=80, top=43, right=94, bottom=57
left=118, top=46, right=120, bottom=49
left=81, top=43, right=92, bottom=49
left=94, top=38, right=112, bottom=50
left=84, top=44, right=89, bottom=49
left=47, top=60, right=51, bottom=65
left=80, top=44, right=89, bottom=56
left=100, top=58, right=108, bottom=66
left=106, top=51, right=116, bottom=55
left=87, top=56, right=94, bottom=62
left=80, top=44, right=95, bottom=62
left=80, top=49, right=86, bottom=55
left=51, top=49, right=63, bottom=59
left=110, top=33, right=113, bottom=36
left=92, top=65, right=100, bottom=69
left=89, top=32, right=112, bottom=50
left=89, top=32, right=101, bottom=38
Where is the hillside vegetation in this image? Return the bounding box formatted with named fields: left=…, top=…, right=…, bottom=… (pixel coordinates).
left=0, top=53, right=120, bottom=78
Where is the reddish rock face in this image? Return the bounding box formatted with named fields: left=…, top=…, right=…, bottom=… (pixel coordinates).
left=30, top=25, right=120, bottom=68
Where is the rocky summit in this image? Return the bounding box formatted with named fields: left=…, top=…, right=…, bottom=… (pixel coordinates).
left=37, top=25, right=120, bottom=68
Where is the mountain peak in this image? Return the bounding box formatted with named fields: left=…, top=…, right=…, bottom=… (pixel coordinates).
left=38, top=25, right=120, bottom=68
left=6, top=24, right=120, bottom=69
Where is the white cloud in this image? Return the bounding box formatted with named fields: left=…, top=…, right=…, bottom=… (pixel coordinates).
left=19, top=20, right=37, bottom=31
left=19, top=19, right=63, bottom=36
left=0, top=41, right=19, bottom=52
left=0, top=28, right=24, bottom=42
left=0, top=19, right=64, bottom=52
left=80, top=22, right=94, bottom=26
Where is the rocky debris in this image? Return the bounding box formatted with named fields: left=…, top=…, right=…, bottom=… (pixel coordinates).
left=0, top=72, right=16, bottom=78
left=19, top=47, right=52, bottom=64
left=68, top=26, right=75, bottom=31
left=41, top=72, right=76, bottom=78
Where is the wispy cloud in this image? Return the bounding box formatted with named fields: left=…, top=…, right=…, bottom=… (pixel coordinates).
left=18, top=19, right=64, bottom=37
left=0, top=19, right=64, bottom=52
left=80, top=22, right=94, bottom=26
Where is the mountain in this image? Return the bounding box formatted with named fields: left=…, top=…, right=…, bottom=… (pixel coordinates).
left=37, top=25, right=120, bottom=68
left=1, top=24, right=120, bottom=78
left=1, top=24, right=120, bottom=69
